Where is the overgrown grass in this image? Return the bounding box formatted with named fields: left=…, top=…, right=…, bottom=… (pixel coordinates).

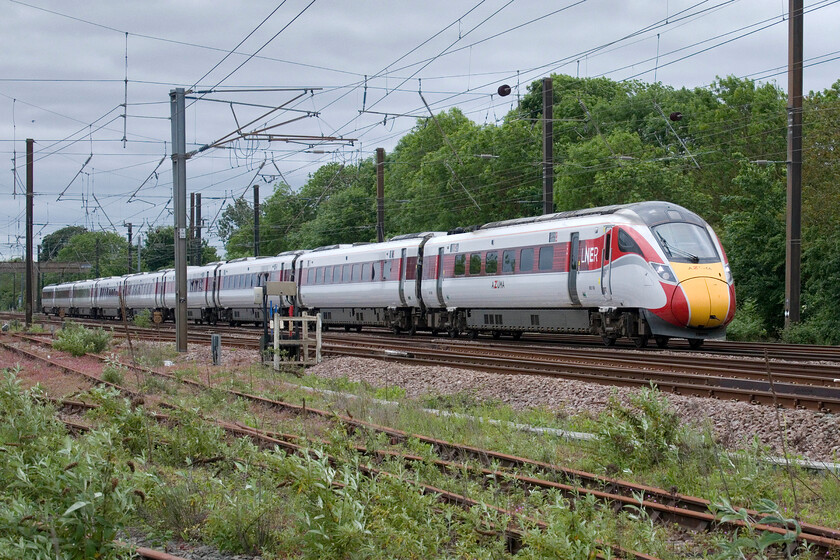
left=0, top=369, right=142, bottom=559
left=130, top=342, right=179, bottom=368
left=7, top=353, right=835, bottom=559
left=52, top=321, right=112, bottom=356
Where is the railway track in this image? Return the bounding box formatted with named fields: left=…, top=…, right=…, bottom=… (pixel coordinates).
left=320, top=333, right=840, bottom=412
left=3, top=330, right=839, bottom=557
left=11, top=313, right=840, bottom=411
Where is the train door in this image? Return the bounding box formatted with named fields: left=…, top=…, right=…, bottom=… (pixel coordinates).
left=601, top=226, right=613, bottom=300
left=568, top=232, right=581, bottom=305
left=435, top=247, right=445, bottom=307
left=397, top=248, right=408, bottom=306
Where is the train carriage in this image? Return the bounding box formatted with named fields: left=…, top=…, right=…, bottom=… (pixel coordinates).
left=296, top=233, right=443, bottom=332
left=124, top=272, right=163, bottom=318
left=93, top=276, right=124, bottom=319
left=215, top=254, right=302, bottom=325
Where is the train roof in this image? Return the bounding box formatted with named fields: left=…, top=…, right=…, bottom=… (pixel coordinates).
left=478, top=201, right=705, bottom=231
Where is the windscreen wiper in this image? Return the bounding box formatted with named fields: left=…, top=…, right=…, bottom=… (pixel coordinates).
left=656, top=232, right=699, bottom=263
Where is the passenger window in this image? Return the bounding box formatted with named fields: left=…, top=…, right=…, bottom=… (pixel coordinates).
left=333, top=266, right=341, bottom=284
left=539, top=246, right=554, bottom=271
left=454, top=254, right=466, bottom=276
left=352, top=264, right=361, bottom=282
left=469, top=253, right=482, bottom=275
left=502, top=250, right=515, bottom=273
left=317, top=267, right=324, bottom=284
left=323, top=266, right=331, bottom=284
left=485, top=252, right=498, bottom=275
left=520, top=248, right=534, bottom=272
left=342, top=264, right=350, bottom=282
left=307, top=269, right=315, bottom=285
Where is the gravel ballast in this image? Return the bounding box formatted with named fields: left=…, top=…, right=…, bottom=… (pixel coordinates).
left=306, top=355, right=840, bottom=462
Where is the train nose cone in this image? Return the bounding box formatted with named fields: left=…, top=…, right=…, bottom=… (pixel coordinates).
left=671, top=277, right=730, bottom=328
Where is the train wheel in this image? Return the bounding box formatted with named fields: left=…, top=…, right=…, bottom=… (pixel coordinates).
left=344, top=326, right=351, bottom=332
left=687, top=338, right=704, bottom=350
left=448, top=328, right=459, bottom=339
left=391, top=325, right=402, bottom=335
left=407, top=325, right=416, bottom=336
left=601, top=336, right=617, bottom=347
left=468, top=329, right=479, bottom=340
left=431, top=329, right=439, bottom=336
left=511, top=331, right=522, bottom=340
left=655, top=336, right=669, bottom=349
left=632, top=336, right=648, bottom=349
left=492, top=330, right=501, bottom=339
left=355, top=326, right=362, bottom=333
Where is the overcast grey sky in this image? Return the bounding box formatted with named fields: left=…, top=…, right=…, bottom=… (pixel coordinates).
left=1, top=0, right=838, bottom=259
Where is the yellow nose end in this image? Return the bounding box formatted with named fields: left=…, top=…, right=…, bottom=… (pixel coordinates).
left=680, top=277, right=730, bottom=328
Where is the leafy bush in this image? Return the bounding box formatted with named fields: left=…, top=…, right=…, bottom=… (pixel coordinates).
left=596, top=385, right=682, bottom=472
left=133, top=309, right=152, bottom=328
left=101, top=355, right=127, bottom=385
left=711, top=498, right=802, bottom=559
left=0, top=369, right=140, bottom=559
left=53, top=321, right=111, bottom=356
left=780, top=319, right=828, bottom=345
left=726, top=299, right=768, bottom=341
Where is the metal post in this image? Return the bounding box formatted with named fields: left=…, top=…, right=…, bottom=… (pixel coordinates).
left=273, top=315, right=281, bottom=371
left=542, top=77, right=554, bottom=215
left=261, top=286, right=268, bottom=363
left=170, top=88, right=188, bottom=352
left=125, top=222, right=133, bottom=274
left=376, top=147, right=385, bottom=242
left=189, top=192, right=195, bottom=265
left=136, top=234, right=142, bottom=271
left=211, top=333, right=221, bottom=366
left=195, top=193, right=202, bottom=265
left=253, top=184, right=260, bottom=257
left=25, top=138, right=33, bottom=327
left=785, top=0, right=803, bottom=327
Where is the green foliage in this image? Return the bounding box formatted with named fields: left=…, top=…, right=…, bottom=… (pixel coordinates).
left=596, top=385, right=682, bottom=472
left=726, top=299, right=768, bottom=341
left=39, top=225, right=88, bottom=262
left=101, top=355, right=127, bottom=386
left=132, top=309, right=152, bottom=328
left=710, top=498, right=802, bottom=559
left=52, top=321, right=112, bottom=356
left=0, top=370, right=139, bottom=560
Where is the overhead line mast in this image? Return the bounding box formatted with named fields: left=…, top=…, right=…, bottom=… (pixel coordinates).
left=785, top=0, right=803, bottom=327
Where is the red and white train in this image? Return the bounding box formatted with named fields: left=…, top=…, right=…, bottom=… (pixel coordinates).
left=42, top=201, right=735, bottom=348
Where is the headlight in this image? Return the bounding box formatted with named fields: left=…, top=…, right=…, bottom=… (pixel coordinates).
left=651, top=262, right=676, bottom=283
left=724, top=263, right=733, bottom=283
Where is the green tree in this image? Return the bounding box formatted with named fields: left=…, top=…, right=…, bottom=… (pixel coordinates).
left=142, top=226, right=175, bottom=271
left=218, top=196, right=253, bottom=249
left=719, top=162, right=785, bottom=333
left=54, top=231, right=128, bottom=280
left=39, top=225, right=87, bottom=261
